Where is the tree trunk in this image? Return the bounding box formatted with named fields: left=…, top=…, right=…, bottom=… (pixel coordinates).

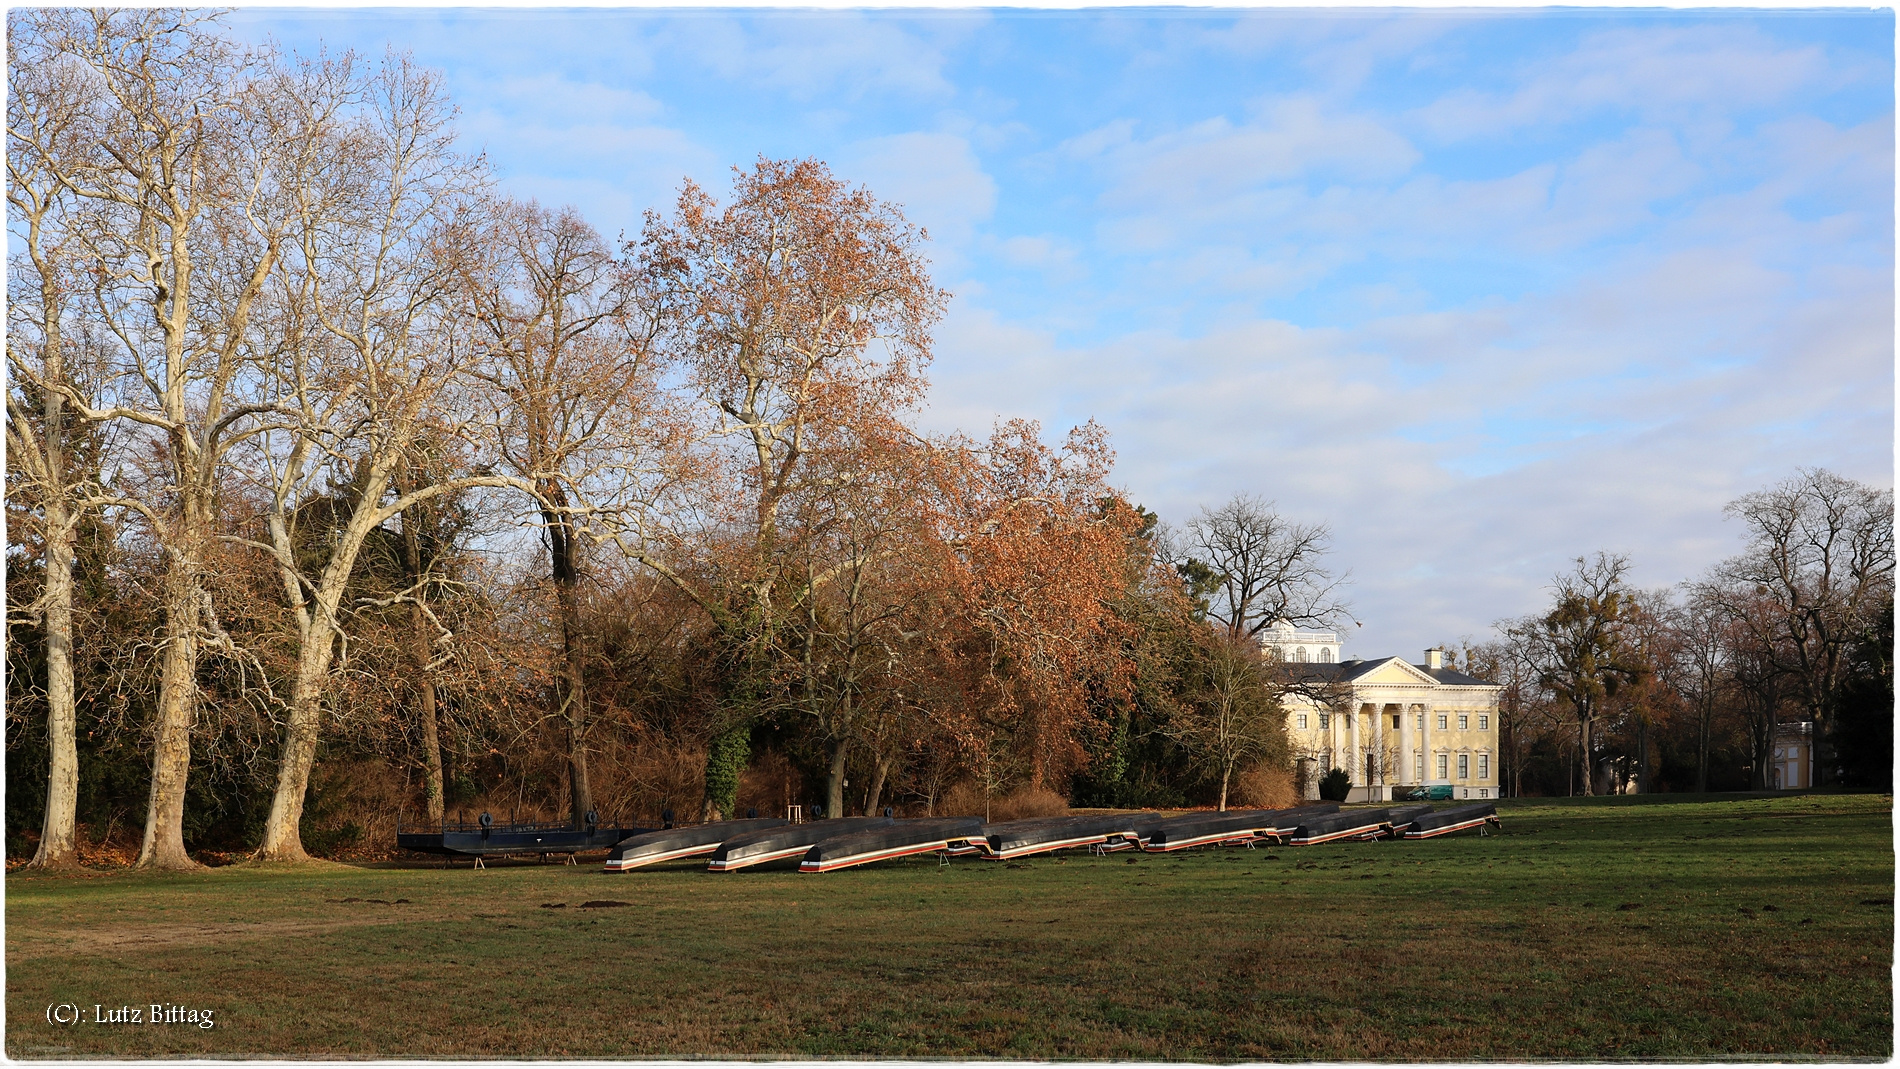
left=1636, top=716, right=1649, bottom=794
left=547, top=509, right=592, bottom=829
left=1696, top=703, right=1710, bottom=794
left=826, top=738, right=849, bottom=818
left=409, top=602, right=445, bottom=824
left=418, top=675, right=444, bottom=824
left=30, top=503, right=81, bottom=869
left=864, top=754, right=893, bottom=816
left=1218, top=765, right=1231, bottom=812
left=700, top=724, right=748, bottom=822
left=557, top=580, right=591, bottom=830
left=255, top=626, right=339, bottom=861
left=396, top=480, right=447, bottom=824
left=1578, top=715, right=1595, bottom=796
left=136, top=554, right=201, bottom=871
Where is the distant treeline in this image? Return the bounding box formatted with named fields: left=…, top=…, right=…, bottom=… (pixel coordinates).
left=1440, top=470, right=1891, bottom=799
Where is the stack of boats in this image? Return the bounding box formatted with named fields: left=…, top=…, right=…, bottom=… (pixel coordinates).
left=601, top=801, right=1500, bottom=873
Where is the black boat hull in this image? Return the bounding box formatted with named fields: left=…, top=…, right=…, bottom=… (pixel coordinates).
left=1141, top=810, right=1286, bottom=852
left=983, top=813, right=1160, bottom=859
left=1289, top=809, right=1394, bottom=845
left=708, top=817, right=892, bottom=871
left=604, top=818, right=788, bottom=871
left=800, top=817, right=987, bottom=872
left=398, top=826, right=647, bottom=857
left=1403, top=803, right=1499, bottom=838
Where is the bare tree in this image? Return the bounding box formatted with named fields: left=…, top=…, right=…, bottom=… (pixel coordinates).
left=18, top=11, right=312, bottom=868
left=6, top=27, right=104, bottom=866
left=1167, top=633, right=1287, bottom=811
left=1669, top=584, right=1734, bottom=792
left=241, top=53, right=546, bottom=861
left=1179, top=493, right=1349, bottom=643
left=1714, top=469, right=1894, bottom=784
left=1457, top=630, right=1542, bottom=798
left=458, top=197, right=667, bottom=829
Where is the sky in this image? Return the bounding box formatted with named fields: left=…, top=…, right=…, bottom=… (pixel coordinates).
left=230, top=6, right=1895, bottom=660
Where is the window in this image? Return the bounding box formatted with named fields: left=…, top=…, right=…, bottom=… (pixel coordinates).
left=1478, top=754, right=1490, bottom=779
left=1319, top=712, right=1330, bottom=730
left=1392, top=714, right=1401, bottom=730
left=1458, top=753, right=1470, bottom=780
left=1294, top=646, right=1308, bottom=663
left=1319, top=648, right=1334, bottom=664
left=1414, top=755, right=1424, bottom=781
left=1415, top=713, right=1423, bottom=730
left=1479, top=715, right=1489, bottom=731
left=1297, top=713, right=1308, bottom=730
left=1436, top=753, right=1448, bottom=779
left=1437, top=714, right=1448, bottom=730
left=1458, top=714, right=1469, bottom=730
left=1479, top=788, right=1489, bottom=799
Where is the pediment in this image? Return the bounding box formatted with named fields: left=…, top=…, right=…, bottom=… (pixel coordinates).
left=1354, top=657, right=1440, bottom=686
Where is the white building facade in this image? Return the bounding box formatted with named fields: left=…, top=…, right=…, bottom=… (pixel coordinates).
left=1260, top=621, right=1504, bottom=803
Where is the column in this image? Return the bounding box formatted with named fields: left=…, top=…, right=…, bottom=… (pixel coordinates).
left=1347, top=703, right=1361, bottom=791
left=1371, top=704, right=1384, bottom=787
left=1399, top=703, right=1414, bottom=786
left=1422, top=704, right=1434, bottom=783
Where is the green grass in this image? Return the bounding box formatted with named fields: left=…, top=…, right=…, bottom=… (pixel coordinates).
left=8, top=793, right=1892, bottom=1060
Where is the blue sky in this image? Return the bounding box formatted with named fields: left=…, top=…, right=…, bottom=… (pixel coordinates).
left=232, top=7, right=1894, bottom=658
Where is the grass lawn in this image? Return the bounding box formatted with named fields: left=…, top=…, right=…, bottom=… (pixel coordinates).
left=7, top=792, right=1892, bottom=1060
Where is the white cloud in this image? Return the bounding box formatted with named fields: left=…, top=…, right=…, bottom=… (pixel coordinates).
left=837, top=132, right=997, bottom=263
left=664, top=15, right=959, bottom=101
left=1415, top=25, right=1839, bottom=140
left=481, top=74, right=666, bottom=126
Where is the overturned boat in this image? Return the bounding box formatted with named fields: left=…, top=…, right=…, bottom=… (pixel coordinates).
left=397, top=814, right=647, bottom=859
left=1288, top=808, right=1394, bottom=845
left=1129, top=803, right=1340, bottom=851
left=707, top=816, right=891, bottom=872
left=1402, top=802, right=1500, bottom=839
left=983, top=813, right=1160, bottom=859
left=1375, top=804, right=1437, bottom=838
left=603, top=817, right=787, bottom=872
left=1141, top=809, right=1290, bottom=852
left=799, top=817, right=987, bottom=873
left=1255, top=804, right=1342, bottom=840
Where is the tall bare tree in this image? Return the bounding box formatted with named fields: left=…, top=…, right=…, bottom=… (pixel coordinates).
left=1179, top=493, right=1349, bottom=643
left=458, top=196, right=667, bottom=829
left=17, top=11, right=313, bottom=868
left=1669, top=584, right=1734, bottom=793
left=1714, top=469, right=1894, bottom=784
left=242, top=53, right=541, bottom=861
left=6, top=27, right=104, bottom=866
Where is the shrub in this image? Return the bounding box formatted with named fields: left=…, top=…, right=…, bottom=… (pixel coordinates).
left=936, top=782, right=1070, bottom=821
left=1318, top=767, right=1352, bottom=802
left=1233, top=765, right=1299, bottom=809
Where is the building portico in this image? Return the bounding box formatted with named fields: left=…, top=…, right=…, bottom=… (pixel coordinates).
left=1260, top=623, right=1504, bottom=802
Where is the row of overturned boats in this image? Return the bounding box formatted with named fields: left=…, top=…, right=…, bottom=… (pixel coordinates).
left=601, top=801, right=1501, bottom=874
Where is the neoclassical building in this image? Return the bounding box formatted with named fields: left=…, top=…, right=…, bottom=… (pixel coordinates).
left=1258, top=620, right=1503, bottom=802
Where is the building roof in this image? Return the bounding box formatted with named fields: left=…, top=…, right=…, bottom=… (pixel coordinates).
left=1282, top=657, right=1497, bottom=688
